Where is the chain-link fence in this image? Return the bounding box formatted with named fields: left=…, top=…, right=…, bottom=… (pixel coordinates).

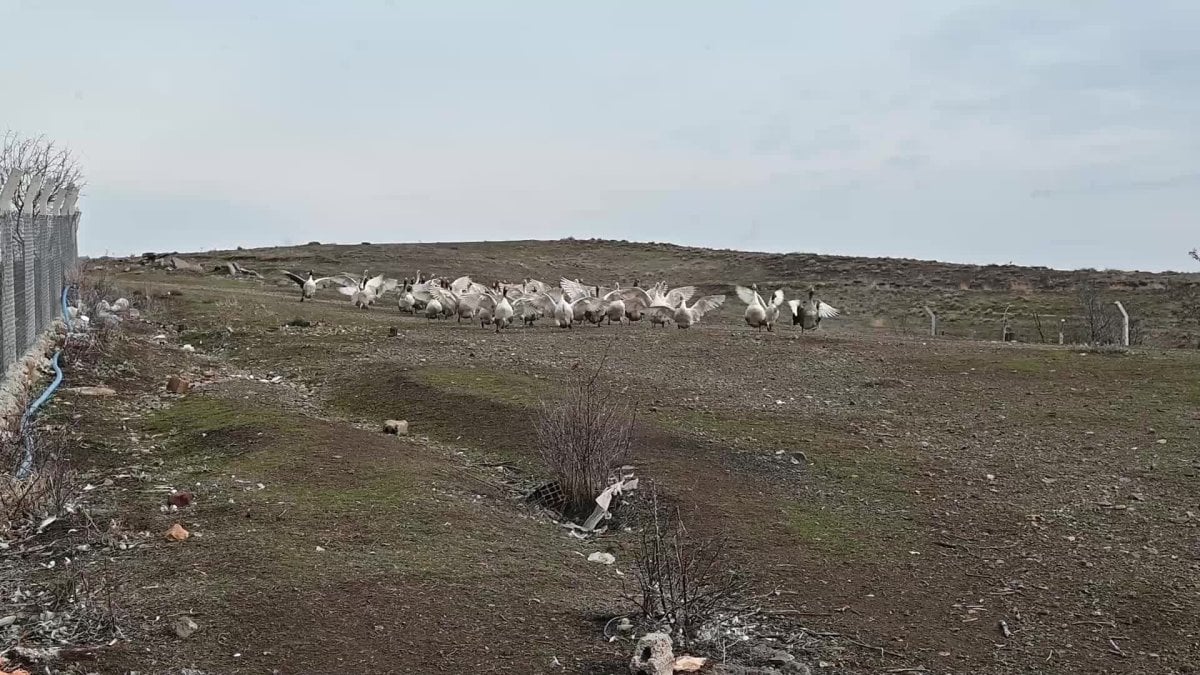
left=0, top=193, right=80, bottom=376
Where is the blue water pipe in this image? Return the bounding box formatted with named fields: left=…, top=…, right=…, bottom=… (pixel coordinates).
left=15, top=285, right=72, bottom=479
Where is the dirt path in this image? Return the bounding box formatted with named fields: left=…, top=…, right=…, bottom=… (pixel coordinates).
left=6, top=259, right=1199, bottom=674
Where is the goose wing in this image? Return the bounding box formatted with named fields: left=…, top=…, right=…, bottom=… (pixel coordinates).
left=817, top=301, right=840, bottom=319
left=312, top=275, right=348, bottom=289
left=408, top=281, right=435, bottom=303
left=428, top=285, right=460, bottom=309
left=450, top=275, right=473, bottom=294
left=527, top=292, right=559, bottom=314
left=336, top=285, right=357, bottom=297
left=524, top=278, right=549, bottom=294
left=666, top=286, right=696, bottom=308
left=689, top=294, right=725, bottom=318
left=459, top=292, right=494, bottom=313
left=786, top=299, right=801, bottom=317
left=609, top=286, right=652, bottom=309
left=769, top=289, right=785, bottom=308
left=282, top=271, right=307, bottom=286
left=466, top=281, right=492, bottom=295
left=559, top=277, right=593, bottom=302
left=735, top=285, right=762, bottom=307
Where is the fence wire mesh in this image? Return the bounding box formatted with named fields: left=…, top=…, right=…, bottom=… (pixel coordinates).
left=0, top=211, right=79, bottom=373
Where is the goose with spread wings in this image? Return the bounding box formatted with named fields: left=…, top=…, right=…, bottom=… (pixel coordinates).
left=736, top=284, right=785, bottom=332
left=646, top=293, right=725, bottom=329
left=335, top=270, right=399, bottom=309
left=787, top=288, right=840, bottom=332
left=281, top=270, right=347, bottom=301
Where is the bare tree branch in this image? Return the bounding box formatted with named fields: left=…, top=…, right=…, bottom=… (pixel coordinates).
left=1, top=130, right=85, bottom=215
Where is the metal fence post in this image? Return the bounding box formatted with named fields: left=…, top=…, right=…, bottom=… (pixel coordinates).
left=0, top=213, right=15, bottom=370
left=34, top=216, right=50, bottom=333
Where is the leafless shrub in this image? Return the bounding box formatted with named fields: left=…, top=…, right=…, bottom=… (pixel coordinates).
left=625, top=490, right=751, bottom=648
left=1190, top=248, right=1199, bottom=264
left=1078, top=281, right=1122, bottom=345
left=71, top=266, right=119, bottom=316
left=0, top=425, right=77, bottom=532
left=534, top=357, right=635, bottom=519
left=1, top=130, right=85, bottom=215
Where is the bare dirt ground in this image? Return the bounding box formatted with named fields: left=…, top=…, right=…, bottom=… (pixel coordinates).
left=5, top=240, right=1200, bottom=674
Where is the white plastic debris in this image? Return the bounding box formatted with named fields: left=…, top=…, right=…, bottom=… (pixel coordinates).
left=587, top=552, right=615, bottom=565
left=182, top=344, right=195, bottom=353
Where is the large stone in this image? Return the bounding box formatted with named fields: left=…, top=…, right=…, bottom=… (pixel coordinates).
left=630, top=632, right=673, bottom=675
left=166, top=376, right=191, bottom=394
left=383, top=420, right=409, bottom=435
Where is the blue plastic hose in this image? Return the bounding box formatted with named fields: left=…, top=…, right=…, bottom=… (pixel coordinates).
left=15, top=285, right=72, bottom=479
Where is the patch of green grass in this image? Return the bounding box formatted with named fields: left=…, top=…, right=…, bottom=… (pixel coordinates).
left=145, top=395, right=290, bottom=460
left=780, top=503, right=866, bottom=555
left=411, top=366, right=554, bottom=407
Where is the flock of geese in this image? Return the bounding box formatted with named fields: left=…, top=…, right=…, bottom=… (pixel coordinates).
left=282, top=270, right=839, bottom=334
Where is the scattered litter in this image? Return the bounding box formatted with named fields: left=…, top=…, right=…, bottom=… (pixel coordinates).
left=673, top=655, right=708, bottom=671
left=64, top=385, right=116, bottom=396
left=580, top=472, right=639, bottom=532
left=181, top=344, right=195, bottom=353
left=36, top=516, right=56, bottom=533
left=316, top=546, right=326, bottom=552
left=174, top=616, right=200, bottom=639
left=587, top=552, right=615, bottom=565
left=0, top=615, right=15, bottom=627
left=165, top=523, right=190, bottom=541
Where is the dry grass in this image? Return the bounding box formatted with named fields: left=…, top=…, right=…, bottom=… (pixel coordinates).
left=0, top=425, right=77, bottom=532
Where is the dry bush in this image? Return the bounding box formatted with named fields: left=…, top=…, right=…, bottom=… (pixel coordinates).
left=1078, top=282, right=1122, bottom=345
left=71, top=266, right=119, bottom=316
left=625, top=489, right=750, bottom=648
left=534, top=358, right=635, bottom=519
left=0, top=425, right=77, bottom=532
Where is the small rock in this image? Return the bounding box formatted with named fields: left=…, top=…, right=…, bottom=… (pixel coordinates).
left=383, top=420, right=409, bottom=435
left=286, top=318, right=312, bottom=328
left=181, top=344, right=195, bottom=353
left=588, top=551, right=616, bottom=565
left=0, top=615, right=16, bottom=627
left=630, top=632, right=673, bottom=675
left=167, top=492, right=194, bottom=508
left=388, top=326, right=400, bottom=337
left=166, top=376, right=191, bottom=394
left=165, top=523, right=190, bottom=541
left=173, top=616, right=199, bottom=639
left=65, top=386, right=116, bottom=396
left=1156, top=439, right=1167, bottom=445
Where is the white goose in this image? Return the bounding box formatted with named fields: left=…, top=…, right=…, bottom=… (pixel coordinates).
left=787, top=288, right=840, bottom=333
left=650, top=294, right=724, bottom=329
left=736, top=284, right=785, bottom=332
left=336, top=271, right=398, bottom=309
left=281, top=270, right=344, bottom=301
left=525, top=290, right=580, bottom=328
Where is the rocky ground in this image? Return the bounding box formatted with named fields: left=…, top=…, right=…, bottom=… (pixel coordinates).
left=1, top=241, right=1198, bottom=674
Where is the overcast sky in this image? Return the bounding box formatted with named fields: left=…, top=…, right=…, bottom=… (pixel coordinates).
left=3, top=1, right=1198, bottom=271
